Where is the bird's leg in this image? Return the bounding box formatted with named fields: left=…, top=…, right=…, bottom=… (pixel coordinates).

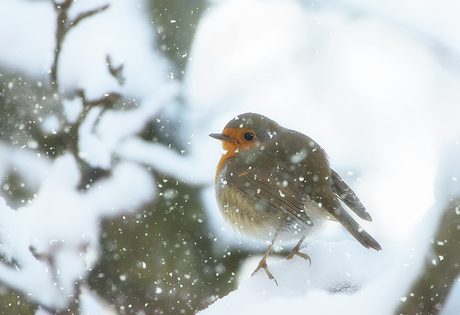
left=286, top=236, right=311, bottom=266
left=251, top=229, right=280, bottom=285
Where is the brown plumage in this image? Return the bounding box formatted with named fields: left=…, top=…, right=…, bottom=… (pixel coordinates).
left=210, top=112, right=381, bottom=282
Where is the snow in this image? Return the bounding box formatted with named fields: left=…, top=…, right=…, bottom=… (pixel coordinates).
left=57, top=0, right=169, bottom=100
left=0, top=142, right=52, bottom=193
left=1, top=0, right=460, bottom=313
left=0, top=0, right=55, bottom=79
left=41, top=115, right=61, bottom=134
left=0, top=153, right=155, bottom=309
left=79, top=285, right=117, bottom=315
left=200, top=241, right=400, bottom=315
left=63, top=98, right=84, bottom=124
left=118, top=137, right=215, bottom=185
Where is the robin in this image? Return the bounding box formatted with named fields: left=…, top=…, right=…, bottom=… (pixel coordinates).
left=210, top=112, right=381, bottom=283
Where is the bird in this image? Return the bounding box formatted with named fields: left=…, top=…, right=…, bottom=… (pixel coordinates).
left=210, top=112, right=381, bottom=283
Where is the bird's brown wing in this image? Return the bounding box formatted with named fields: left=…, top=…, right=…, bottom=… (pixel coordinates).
left=224, top=146, right=382, bottom=251
left=331, top=169, right=372, bottom=222
left=225, top=166, right=314, bottom=226
left=225, top=145, right=324, bottom=226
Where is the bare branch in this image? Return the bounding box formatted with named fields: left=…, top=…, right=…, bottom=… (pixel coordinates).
left=106, top=55, right=125, bottom=85
left=71, top=4, right=109, bottom=28
left=49, top=1, right=109, bottom=93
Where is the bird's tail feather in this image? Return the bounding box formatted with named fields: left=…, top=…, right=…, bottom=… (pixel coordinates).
left=332, top=206, right=382, bottom=251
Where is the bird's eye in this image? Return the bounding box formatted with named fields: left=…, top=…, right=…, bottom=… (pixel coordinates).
left=243, top=132, right=255, bottom=141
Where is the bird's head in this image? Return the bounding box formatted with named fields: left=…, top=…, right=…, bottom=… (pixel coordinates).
left=210, top=112, right=281, bottom=155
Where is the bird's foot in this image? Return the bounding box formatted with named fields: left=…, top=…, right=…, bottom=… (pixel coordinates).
left=286, top=248, right=311, bottom=266
left=251, top=258, right=278, bottom=286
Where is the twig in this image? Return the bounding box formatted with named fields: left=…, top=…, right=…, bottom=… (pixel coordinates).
left=50, top=0, right=109, bottom=92
left=72, top=4, right=109, bottom=27
left=106, top=55, right=125, bottom=85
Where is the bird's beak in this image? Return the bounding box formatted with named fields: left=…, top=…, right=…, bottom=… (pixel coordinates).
left=209, top=133, right=233, bottom=142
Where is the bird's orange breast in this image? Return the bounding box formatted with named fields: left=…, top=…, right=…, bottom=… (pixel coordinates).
left=214, top=127, right=262, bottom=185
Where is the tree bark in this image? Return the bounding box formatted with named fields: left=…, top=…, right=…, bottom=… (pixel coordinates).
left=396, top=198, right=460, bottom=315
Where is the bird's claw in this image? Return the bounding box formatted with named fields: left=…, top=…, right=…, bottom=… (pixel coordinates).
left=251, top=259, right=278, bottom=286
left=286, top=250, right=311, bottom=266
